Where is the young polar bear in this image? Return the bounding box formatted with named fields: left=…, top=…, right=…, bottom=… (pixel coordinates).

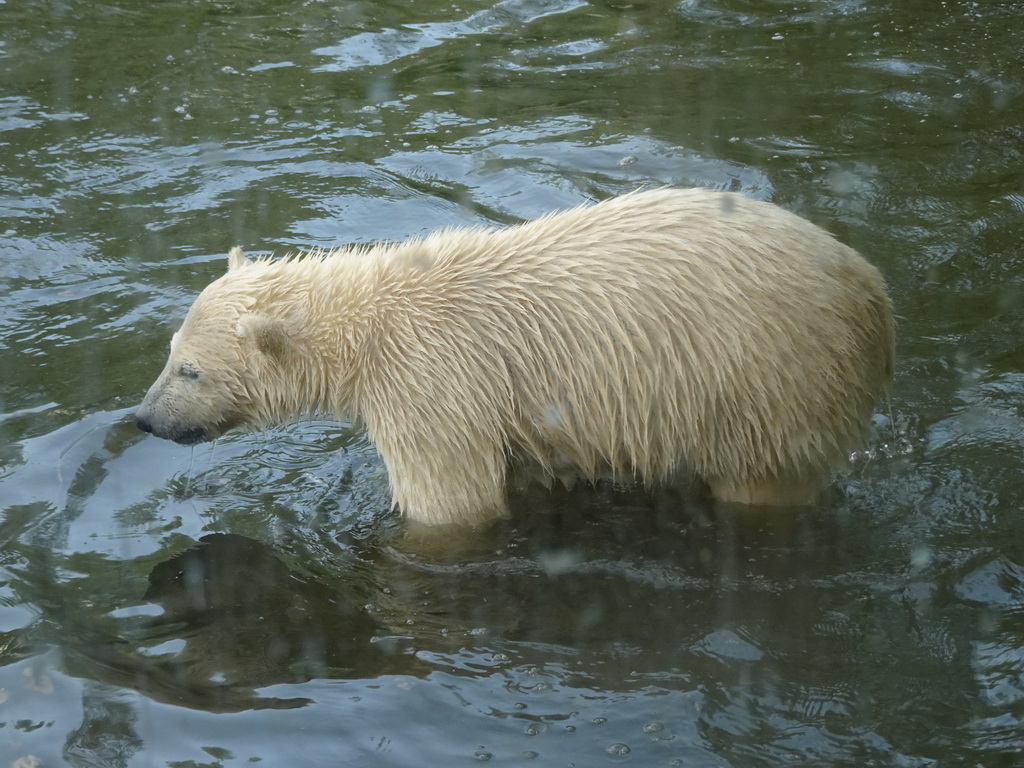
left=136, top=188, right=894, bottom=526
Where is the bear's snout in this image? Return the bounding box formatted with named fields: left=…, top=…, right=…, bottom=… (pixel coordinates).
left=134, top=412, right=212, bottom=445
left=135, top=391, right=217, bottom=446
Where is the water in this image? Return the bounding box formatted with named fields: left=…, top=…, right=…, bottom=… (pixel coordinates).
left=2, top=0, right=1023, bottom=765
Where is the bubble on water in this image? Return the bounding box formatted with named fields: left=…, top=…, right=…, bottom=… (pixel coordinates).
left=564, top=725, right=576, bottom=733
left=643, top=721, right=664, bottom=734
left=524, top=722, right=547, bottom=736
left=514, top=702, right=527, bottom=710
left=474, top=750, right=493, bottom=761
left=592, top=716, right=607, bottom=725
left=522, top=751, right=539, bottom=760
left=618, top=155, right=638, bottom=167
left=606, top=743, right=631, bottom=756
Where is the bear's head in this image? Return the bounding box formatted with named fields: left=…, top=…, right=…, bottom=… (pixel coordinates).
left=135, top=247, right=295, bottom=445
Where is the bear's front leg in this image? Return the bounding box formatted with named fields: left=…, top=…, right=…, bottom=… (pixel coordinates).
left=369, top=425, right=511, bottom=527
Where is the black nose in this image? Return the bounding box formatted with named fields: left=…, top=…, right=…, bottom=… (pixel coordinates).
left=136, top=416, right=153, bottom=434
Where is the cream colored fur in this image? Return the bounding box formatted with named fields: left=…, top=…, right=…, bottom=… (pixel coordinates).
left=135, top=188, right=894, bottom=525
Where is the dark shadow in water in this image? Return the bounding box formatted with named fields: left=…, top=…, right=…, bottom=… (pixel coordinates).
left=369, top=480, right=863, bottom=667
left=62, top=533, right=428, bottom=713
left=58, top=478, right=893, bottom=719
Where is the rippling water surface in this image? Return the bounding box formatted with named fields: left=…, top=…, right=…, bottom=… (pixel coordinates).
left=2, top=0, right=1023, bottom=765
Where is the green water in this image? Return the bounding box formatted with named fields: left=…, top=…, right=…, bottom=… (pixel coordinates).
left=2, top=0, right=1023, bottom=765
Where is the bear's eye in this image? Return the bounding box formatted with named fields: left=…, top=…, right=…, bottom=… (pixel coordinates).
left=178, top=363, right=200, bottom=381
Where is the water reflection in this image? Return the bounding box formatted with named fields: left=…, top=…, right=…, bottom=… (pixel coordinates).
left=63, top=533, right=404, bottom=712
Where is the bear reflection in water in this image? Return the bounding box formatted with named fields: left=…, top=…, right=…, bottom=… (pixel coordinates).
left=136, top=188, right=894, bottom=526
left=63, top=534, right=416, bottom=712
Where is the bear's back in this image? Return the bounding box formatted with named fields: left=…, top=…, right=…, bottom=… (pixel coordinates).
left=363, top=188, right=892, bottom=491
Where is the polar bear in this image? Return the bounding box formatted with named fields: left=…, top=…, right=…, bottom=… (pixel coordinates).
left=135, top=188, right=894, bottom=525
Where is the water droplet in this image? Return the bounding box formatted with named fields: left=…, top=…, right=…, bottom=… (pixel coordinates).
left=911, top=545, right=932, bottom=569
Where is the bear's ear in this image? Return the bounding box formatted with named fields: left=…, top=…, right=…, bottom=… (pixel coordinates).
left=238, top=314, right=292, bottom=359
left=227, top=246, right=251, bottom=272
